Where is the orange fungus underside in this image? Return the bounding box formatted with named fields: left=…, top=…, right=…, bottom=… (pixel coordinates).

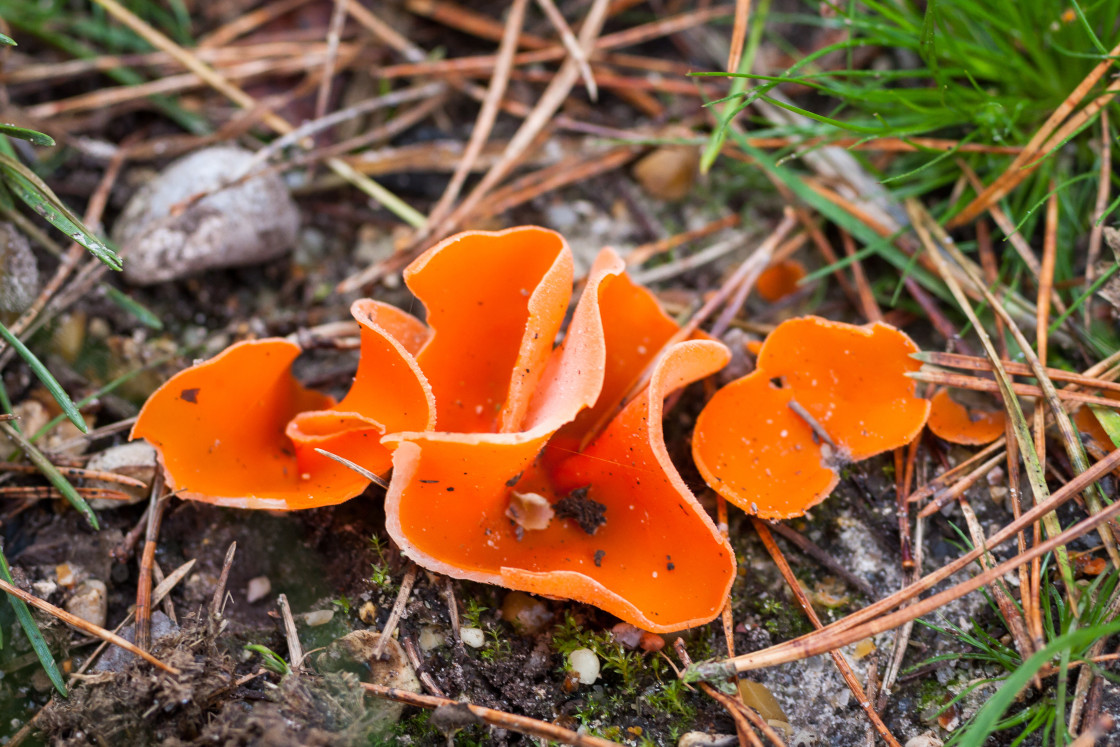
left=692, top=317, right=930, bottom=519
left=927, top=389, right=1006, bottom=445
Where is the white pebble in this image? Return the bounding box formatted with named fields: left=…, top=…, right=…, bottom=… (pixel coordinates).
left=567, top=647, right=600, bottom=684
left=245, top=576, right=271, bottom=604
left=460, top=627, right=485, bottom=648
left=65, top=580, right=107, bottom=629
left=304, top=609, right=334, bottom=626
left=418, top=626, right=445, bottom=652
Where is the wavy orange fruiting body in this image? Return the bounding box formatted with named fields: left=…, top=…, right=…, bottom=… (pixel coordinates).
left=692, top=317, right=930, bottom=519
left=926, top=389, right=1006, bottom=445
left=133, top=226, right=734, bottom=632
left=756, top=259, right=807, bottom=302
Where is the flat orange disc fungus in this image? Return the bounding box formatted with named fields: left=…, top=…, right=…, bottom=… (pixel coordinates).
left=1074, top=391, right=1120, bottom=449
left=133, top=226, right=734, bottom=632
left=692, top=317, right=930, bottom=519
left=926, top=389, right=1006, bottom=445
left=756, top=259, right=807, bottom=302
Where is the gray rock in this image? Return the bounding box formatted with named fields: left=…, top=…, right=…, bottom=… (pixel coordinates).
left=0, top=222, right=39, bottom=314
left=316, top=630, right=421, bottom=730
left=113, top=146, right=299, bottom=285
left=85, top=441, right=157, bottom=509
left=92, top=611, right=178, bottom=673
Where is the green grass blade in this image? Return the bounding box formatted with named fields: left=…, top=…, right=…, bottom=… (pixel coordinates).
left=0, top=154, right=122, bottom=270
left=957, top=620, right=1120, bottom=747
left=0, top=543, right=67, bottom=696
left=0, top=32, right=15, bottom=45
left=0, top=321, right=87, bottom=433
left=0, top=422, right=99, bottom=531
left=0, top=124, right=55, bottom=147
left=1089, top=406, right=1120, bottom=449
left=102, top=285, right=163, bottom=329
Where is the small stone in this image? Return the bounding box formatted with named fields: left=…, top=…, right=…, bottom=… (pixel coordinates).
left=0, top=222, right=39, bottom=315
left=418, top=626, right=445, bottom=652
left=304, top=609, right=334, bottom=626
left=500, top=591, right=553, bottom=635
left=85, top=441, right=158, bottom=509
left=65, top=580, right=107, bottom=629
left=245, top=576, right=271, bottom=604
left=904, top=733, right=944, bottom=747
left=460, top=627, right=485, bottom=648
left=632, top=136, right=700, bottom=202
left=359, top=601, right=378, bottom=625
left=567, top=647, right=600, bottom=685
left=93, top=611, right=178, bottom=673
left=113, top=146, right=300, bottom=285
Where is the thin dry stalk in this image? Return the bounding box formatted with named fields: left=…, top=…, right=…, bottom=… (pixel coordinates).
left=0, top=462, right=147, bottom=488
left=915, top=451, right=1005, bottom=518
left=1086, top=109, right=1112, bottom=326
left=423, top=0, right=527, bottom=232
left=313, top=0, right=350, bottom=126
left=752, top=520, right=901, bottom=747
left=90, top=0, right=424, bottom=227
left=0, top=578, right=180, bottom=674
left=209, top=542, right=237, bottom=618
left=428, top=0, right=612, bottom=241
left=910, top=371, right=1120, bottom=409
left=535, top=0, right=597, bottom=98
left=766, top=521, right=874, bottom=597
left=1034, top=186, right=1059, bottom=472
left=698, top=681, right=766, bottom=747
left=372, top=563, right=418, bottom=660
left=278, top=593, right=304, bottom=670
left=198, top=0, right=319, bottom=47
left=957, top=499, right=1035, bottom=662
left=626, top=214, right=740, bottom=267
left=915, top=352, right=1120, bottom=394
left=361, top=683, right=624, bottom=746
left=726, top=0, right=752, bottom=74
left=840, top=229, right=882, bottom=322
left=695, top=447, right=1120, bottom=677
left=911, top=203, right=1081, bottom=602
left=135, top=474, right=167, bottom=652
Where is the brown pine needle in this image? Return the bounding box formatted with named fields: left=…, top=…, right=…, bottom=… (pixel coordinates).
left=914, top=352, right=1120, bottom=394
left=753, top=520, right=902, bottom=747
left=693, top=447, right=1120, bottom=677
left=0, top=577, right=180, bottom=675
left=361, top=683, right=624, bottom=746
left=909, top=369, right=1120, bottom=408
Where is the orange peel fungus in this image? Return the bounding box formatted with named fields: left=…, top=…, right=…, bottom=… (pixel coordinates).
left=926, top=388, right=1006, bottom=445
left=133, top=226, right=734, bottom=632
left=692, top=317, right=930, bottom=519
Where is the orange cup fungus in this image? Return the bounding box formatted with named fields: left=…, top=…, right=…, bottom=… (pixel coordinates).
left=692, top=317, right=930, bottom=519
left=133, top=226, right=735, bottom=632
left=756, top=259, right=807, bottom=303
left=926, top=389, right=1006, bottom=445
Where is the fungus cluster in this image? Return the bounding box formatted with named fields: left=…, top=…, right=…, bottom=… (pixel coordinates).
left=134, top=227, right=734, bottom=632
left=133, top=226, right=940, bottom=631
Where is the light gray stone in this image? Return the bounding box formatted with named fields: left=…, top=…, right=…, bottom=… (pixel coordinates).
left=113, top=146, right=299, bottom=285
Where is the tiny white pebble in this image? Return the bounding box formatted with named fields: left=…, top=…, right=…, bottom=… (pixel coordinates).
left=460, top=627, right=486, bottom=648
left=652, top=571, right=658, bottom=578
left=304, top=609, right=334, bottom=626
left=568, top=648, right=600, bottom=684
left=419, top=626, right=445, bottom=652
